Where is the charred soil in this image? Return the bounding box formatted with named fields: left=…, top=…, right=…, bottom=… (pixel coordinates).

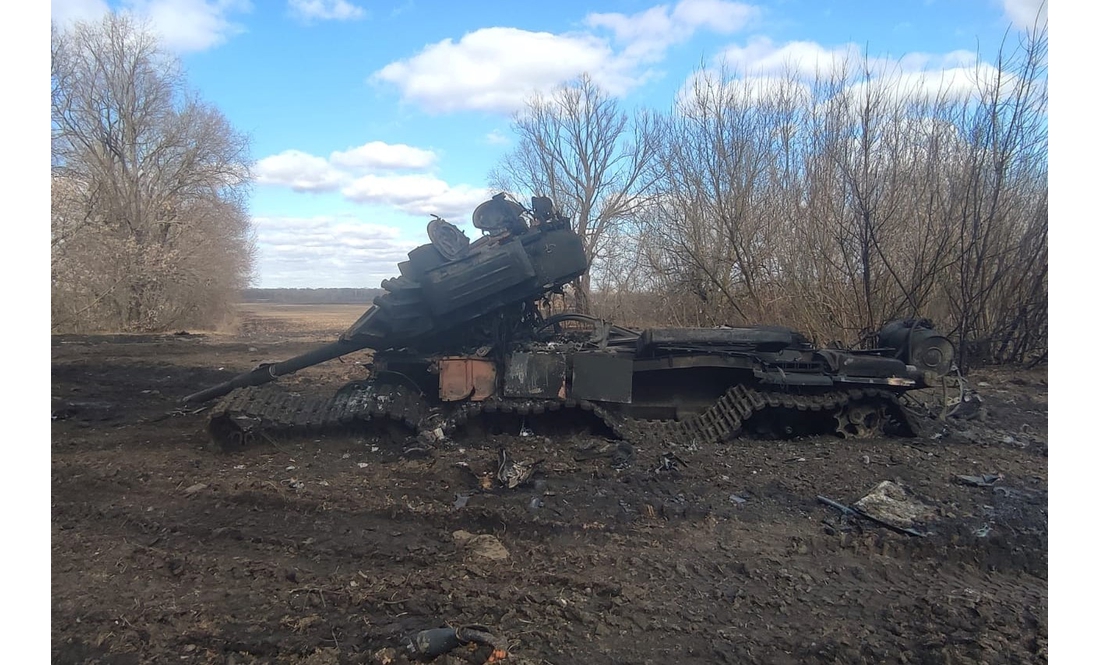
left=52, top=309, right=1048, bottom=664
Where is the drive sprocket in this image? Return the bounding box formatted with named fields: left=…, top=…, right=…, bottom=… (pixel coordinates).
left=834, top=401, right=889, bottom=438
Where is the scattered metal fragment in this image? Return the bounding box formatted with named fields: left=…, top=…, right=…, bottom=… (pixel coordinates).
left=497, top=448, right=539, bottom=489
left=610, top=442, right=635, bottom=469
left=654, top=452, right=688, bottom=473
left=956, top=473, right=1003, bottom=487
left=948, top=392, right=985, bottom=420
left=402, top=444, right=433, bottom=458
left=574, top=440, right=635, bottom=468
left=817, top=492, right=929, bottom=538
left=405, top=624, right=509, bottom=661
left=453, top=493, right=471, bottom=509
left=854, top=481, right=935, bottom=531
left=817, top=495, right=859, bottom=518
left=573, top=441, right=612, bottom=461
left=182, top=482, right=208, bottom=495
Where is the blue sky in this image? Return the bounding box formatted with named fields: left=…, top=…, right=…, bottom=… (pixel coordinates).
left=50, top=0, right=1048, bottom=288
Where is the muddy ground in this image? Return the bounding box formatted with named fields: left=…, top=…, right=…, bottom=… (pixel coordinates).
left=51, top=306, right=1048, bottom=664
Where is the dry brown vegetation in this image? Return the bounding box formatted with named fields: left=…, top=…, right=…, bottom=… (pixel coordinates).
left=51, top=14, right=254, bottom=334
left=498, top=28, right=1047, bottom=371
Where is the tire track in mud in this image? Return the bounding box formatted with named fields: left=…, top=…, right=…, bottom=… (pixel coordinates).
left=51, top=395, right=1047, bottom=655
left=52, top=332, right=1048, bottom=664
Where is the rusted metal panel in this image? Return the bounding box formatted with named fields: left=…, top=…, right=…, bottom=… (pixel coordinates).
left=504, top=352, right=566, bottom=398
left=438, top=357, right=497, bottom=401
left=572, top=353, right=633, bottom=403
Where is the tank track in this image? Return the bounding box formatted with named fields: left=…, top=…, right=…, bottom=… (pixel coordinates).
left=206, top=382, right=428, bottom=450
left=204, top=382, right=919, bottom=450
left=597, top=385, right=918, bottom=447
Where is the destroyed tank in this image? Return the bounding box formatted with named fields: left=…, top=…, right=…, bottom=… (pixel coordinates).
left=185, top=194, right=955, bottom=449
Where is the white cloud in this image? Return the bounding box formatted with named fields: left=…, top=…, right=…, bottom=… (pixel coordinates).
left=676, top=70, right=813, bottom=109
left=253, top=214, right=420, bottom=287
left=843, top=63, right=1014, bottom=105
left=709, top=37, right=996, bottom=102
left=372, top=0, right=758, bottom=114
left=254, top=149, right=347, bottom=192
left=288, top=0, right=366, bottom=22
left=587, top=0, right=757, bottom=62
left=717, top=37, right=872, bottom=78
left=124, top=0, right=250, bottom=52
left=52, top=0, right=110, bottom=25
left=254, top=142, right=487, bottom=220
left=52, top=0, right=250, bottom=52
left=341, top=174, right=489, bottom=219
left=255, top=141, right=439, bottom=191
left=330, top=141, right=437, bottom=171
left=373, top=28, right=622, bottom=114
left=1002, top=0, right=1047, bottom=31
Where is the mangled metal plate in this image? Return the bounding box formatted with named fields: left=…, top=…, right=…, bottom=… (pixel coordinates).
left=439, top=357, right=496, bottom=402
left=504, top=352, right=566, bottom=398
left=572, top=352, right=633, bottom=403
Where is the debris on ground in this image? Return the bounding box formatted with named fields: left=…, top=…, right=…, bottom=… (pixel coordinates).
left=853, top=480, right=935, bottom=530
left=956, top=473, right=1003, bottom=487
left=497, top=448, right=539, bottom=489
left=453, top=530, right=510, bottom=560
left=948, top=392, right=985, bottom=420
left=654, top=452, right=687, bottom=474
left=405, top=624, right=509, bottom=662
left=818, top=481, right=937, bottom=538
left=817, top=495, right=859, bottom=519
left=573, top=440, right=635, bottom=468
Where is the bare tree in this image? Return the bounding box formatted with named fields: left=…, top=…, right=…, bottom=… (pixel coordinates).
left=51, top=13, right=254, bottom=332
left=480, top=23, right=1046, bottom=369
left=630, top=24, right=1045, bottom=363
left=944, top=28, right=1048, bottom=369
left=489, top=74, right=659, bottom=311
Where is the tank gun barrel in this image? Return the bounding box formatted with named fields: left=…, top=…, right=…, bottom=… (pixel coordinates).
left=183, top=194, right=587, bottom=406
left=182, top=338, right=373, bottom=404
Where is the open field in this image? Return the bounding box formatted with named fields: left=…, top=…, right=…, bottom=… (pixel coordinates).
left=229, top=303, right=369, bottom=338
left=52, top=303, right=1048, bottom=664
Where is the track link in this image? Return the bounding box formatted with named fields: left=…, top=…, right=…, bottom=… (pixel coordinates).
left=593, top=386, right=917, bottom=448
left=206, top=383, right=428, bottom=450
left=205, top=383, right=919, bottom=450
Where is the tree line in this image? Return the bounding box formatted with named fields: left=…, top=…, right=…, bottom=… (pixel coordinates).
left=240, top=288, right=384, bottom=304
left=493, top=28, right=1047, bottom=371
